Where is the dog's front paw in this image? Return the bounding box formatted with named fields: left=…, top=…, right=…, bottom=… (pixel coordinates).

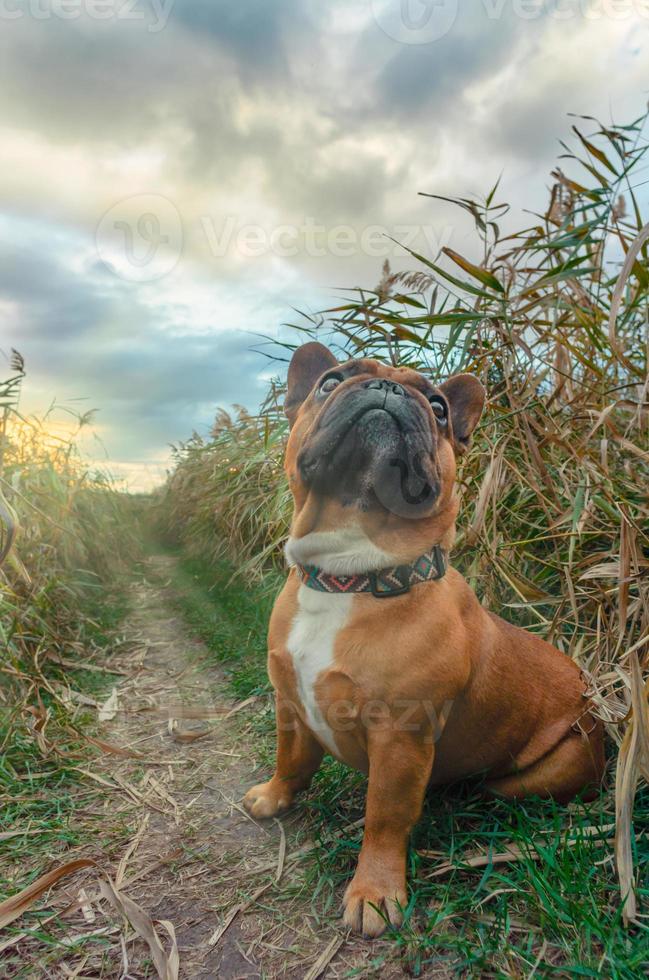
left=342, top=873, right=407, bottom=938
left=242, top=780, right=291, bottom=819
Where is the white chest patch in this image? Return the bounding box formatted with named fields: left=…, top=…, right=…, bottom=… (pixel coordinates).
left=287, top=586, right=353, bottom=756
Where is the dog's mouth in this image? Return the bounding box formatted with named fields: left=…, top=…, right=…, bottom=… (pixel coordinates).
left=297, top=390, right=441, bottom=518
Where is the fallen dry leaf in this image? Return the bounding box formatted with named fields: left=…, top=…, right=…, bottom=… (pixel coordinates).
left=0, top=830, right=43, bottom=842
left=614, top=651, right=649, bottom=925
left=99, top=877, right=179, bottom=980
left=274, top=818, right=287, bottom=883
left=97, top=688, right=119, bottom=722
left=207, top=882, right=272, bottom=948
left=83, top=733, right=146, bottom=759
left=77, top=887, right=95, bottom=924
left=0, top=858, right=95, bottom=930
left=170, top=727, right=211, bottom=744
left=222, top=695, right=258, bottom=720
left=116, top=814, right=150, bottom=887
left=303, top=935, right=345, bottom=980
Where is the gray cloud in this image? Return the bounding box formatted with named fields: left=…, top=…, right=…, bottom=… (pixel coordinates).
left=1, top=224, right=270, bottom=462
left=169, top=0, right=311, bottom=76
left=0, top=1, right=645, bottom=484
left=374, top=9, right=523, bottom=115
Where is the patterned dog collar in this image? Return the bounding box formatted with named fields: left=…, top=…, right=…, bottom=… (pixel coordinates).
left=295, top=545, right=447, bottom=598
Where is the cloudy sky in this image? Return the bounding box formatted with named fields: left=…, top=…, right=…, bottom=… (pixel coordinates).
left=1, top=0, right=647, bottom=488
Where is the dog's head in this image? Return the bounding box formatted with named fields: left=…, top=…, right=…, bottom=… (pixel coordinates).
left=284, top=343, right=485, bottom=553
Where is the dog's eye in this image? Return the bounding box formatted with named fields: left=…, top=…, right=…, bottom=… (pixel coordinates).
left=320, top=374, right=342, bottom=394
left=428, top=396, right=448, bottom=424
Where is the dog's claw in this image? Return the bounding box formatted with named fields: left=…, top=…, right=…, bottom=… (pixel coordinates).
left=342, top=878, right=406, bottom=937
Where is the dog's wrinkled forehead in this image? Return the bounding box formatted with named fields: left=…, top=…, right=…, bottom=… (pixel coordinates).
left=334, top=359, right=427, bottom=386
left=284, top=341, right=486, bottom=456
left=315, top=357, right=431, bottom=396
left=285, top=346, right=432, bottom=421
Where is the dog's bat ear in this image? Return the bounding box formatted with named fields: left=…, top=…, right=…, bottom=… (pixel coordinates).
left=438, top=374, right=485, bottom=453
left=284, top=342, right=338, bottom=426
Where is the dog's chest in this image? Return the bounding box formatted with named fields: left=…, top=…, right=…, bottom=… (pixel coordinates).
left=287, top=587, right=353, bottom=755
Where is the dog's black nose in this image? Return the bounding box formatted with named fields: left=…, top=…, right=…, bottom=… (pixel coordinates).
left=363, top=378, right=406, bottom=396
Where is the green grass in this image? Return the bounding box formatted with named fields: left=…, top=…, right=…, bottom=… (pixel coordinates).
left=0, top=589, right=137, bottom=979
left=165, top=552, right=649, bottom=978
left=0, top=590, right=132, bottom=891
left=161, top=550, right=278, bottom=702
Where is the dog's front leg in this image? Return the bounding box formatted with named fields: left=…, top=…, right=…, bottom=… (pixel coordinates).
left=243, top=693, right=324, bottom=819
left=343, top=731, right=434, bottom=937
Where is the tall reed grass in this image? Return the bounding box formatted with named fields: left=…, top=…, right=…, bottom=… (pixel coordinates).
left=159, top=394, right=290, bottom=574
left=158, top=113, right=648, bottom=920
left=0, top=353, right=138, bottom=757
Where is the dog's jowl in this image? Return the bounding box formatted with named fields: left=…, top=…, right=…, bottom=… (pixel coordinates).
left=243, top=342, right=605, bottom=938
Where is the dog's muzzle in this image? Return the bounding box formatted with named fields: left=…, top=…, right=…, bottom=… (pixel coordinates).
left=297, top=379, right=441, bottom=517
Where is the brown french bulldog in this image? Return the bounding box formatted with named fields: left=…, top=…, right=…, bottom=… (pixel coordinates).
left=243, top=343, right=604, bottom=937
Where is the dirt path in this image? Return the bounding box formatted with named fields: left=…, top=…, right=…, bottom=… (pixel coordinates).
left=67, top=555, right=401, bottom=979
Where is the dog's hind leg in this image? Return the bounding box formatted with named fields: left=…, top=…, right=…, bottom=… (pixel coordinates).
left=486, top=721, right=605, bottom=804
left=243, top=694, right=324, bottom=819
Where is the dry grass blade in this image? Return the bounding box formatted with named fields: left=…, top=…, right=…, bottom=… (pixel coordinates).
left=115, top=814, right=150, bottom=887
left=207, top=882, right=273, bottom=948
left=425, top=843, right=532, bottom=876
left=0, top=852, right=180, bottom=980
left=77, top=887, right=95, bottom=924
left=83, top=733, right=147, bottom=759
left=143, top=772, right=180, bottom=823
left=466, top=442, right=504, bottom=544
left=0, top=830, right=43, bottom=841
left=303, top=935, right=346, bottom=980
left=170, top=726, right=211, bottom=743
left=630, top=651, right=649, bottom=781
left=618, top=514, right=631, bottom=641
left=614, top=645, right=649, bottom=925
left=614, top=719, right=639, bottom=924
left=423, top=823, right=615, bottom=876
left=97, top=687, right=119, bottom=722
left=274, top=818, right=287, bottom=883
left=607, top=220, right=649, bottom=354
left=221, top=695, right=259, bottom=719
left=0, top=858, right=95, bottom=930
left=99, top=876, right=179, bottom=980
left=0, top=484, right=18, bottom=566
